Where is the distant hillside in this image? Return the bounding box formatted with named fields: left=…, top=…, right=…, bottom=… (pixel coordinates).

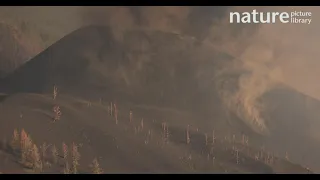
left=0, top=22, right=42, bottom=77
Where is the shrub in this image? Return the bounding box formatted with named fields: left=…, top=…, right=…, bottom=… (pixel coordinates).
left=91, top=158, right=103, bottom=174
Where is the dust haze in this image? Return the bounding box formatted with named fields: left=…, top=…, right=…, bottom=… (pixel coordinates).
left=1, top=6, right=320, bottom=134
left=0, top=6, right=320, bottom=172
left=81, top=6, right=320, bottom=137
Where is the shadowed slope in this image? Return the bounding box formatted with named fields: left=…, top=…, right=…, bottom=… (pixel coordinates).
left=0, top=25, right=222, bottom=122
left=0, top=26, right=198, bottom=105
left=0, top=26, right=115, bottom=94
left=0, top=25, right=260, bottom=142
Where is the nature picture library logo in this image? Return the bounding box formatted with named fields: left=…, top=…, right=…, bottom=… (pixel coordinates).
left=229, top=9, right=312, bottom=24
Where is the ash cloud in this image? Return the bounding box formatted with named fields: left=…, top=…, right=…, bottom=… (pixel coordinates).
left=78, top=6, right=229, bottom=41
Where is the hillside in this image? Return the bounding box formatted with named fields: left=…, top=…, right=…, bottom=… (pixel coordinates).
left=0, top=25, right=316, bottom=173
left=0, top=93, right=311, bottom=174
left=0, top=25, right=236, bottom=135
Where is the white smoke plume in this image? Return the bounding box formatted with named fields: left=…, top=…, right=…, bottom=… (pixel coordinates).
left=204, top=6, right=320, bottom=135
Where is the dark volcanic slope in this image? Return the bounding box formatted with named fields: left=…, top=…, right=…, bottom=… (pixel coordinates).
left=0, top=25, right=221, bottom=118
left=0, top=26, right=180, bottom=98
left=0, top=25, right=260, bottom=144
left=0, top=26, right=113, bottom=94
